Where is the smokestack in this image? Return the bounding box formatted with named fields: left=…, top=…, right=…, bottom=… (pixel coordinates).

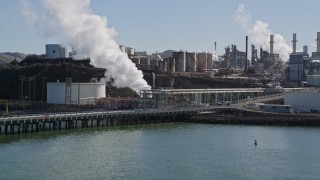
left=245, top=36, right=248, bottom=73
left=251, top=44, right=255, bottom=62
left=303, top=45, right=308, bottom=54
left=317, top=32, right=320, bottom=52
left=270, top=34, right=274, bottom=54
left=292, top=33, right=297, bottom=53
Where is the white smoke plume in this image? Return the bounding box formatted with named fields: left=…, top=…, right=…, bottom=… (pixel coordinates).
left=20, top=0, right=150, bottom=91
left=234, top=4, right=251, bottom=28
left=235, top=4, right=292, bottom=61
left=20, top=0, right=38, bottom=26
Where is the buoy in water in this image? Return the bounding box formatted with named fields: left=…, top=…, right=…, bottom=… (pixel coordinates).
left=254, top=140, right=258, bottom=146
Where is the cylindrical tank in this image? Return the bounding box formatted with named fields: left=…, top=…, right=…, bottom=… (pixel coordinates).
left=207, top=53, right=213, bottom=70
left=173, top=51, right=186, bottom=72
left=186, top=52, right=197, bottom=72
left=158, top=61, right=164, bottom=71
left=172, top=58, right=175, bottom=72
left=166, top=58, right=176, bottom=73
left=197, top=53, right=207, bottom=71
left=127, top=47, right=135, bottom=55
left=119, top=45, right=125, bottom=53
left=163, top=61, right=168, bottom=72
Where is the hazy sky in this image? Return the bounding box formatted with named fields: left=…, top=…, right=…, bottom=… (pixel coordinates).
left=1, top=0, right=320, bottom=57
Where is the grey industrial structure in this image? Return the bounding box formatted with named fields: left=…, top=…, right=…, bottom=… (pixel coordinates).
left=44, top=32, right=320, bottom=89
left=224, top=44, right=247, bottom=69
left=129, top=49, right=214, bottom=73
left=287, top=32, right=320, bottom=86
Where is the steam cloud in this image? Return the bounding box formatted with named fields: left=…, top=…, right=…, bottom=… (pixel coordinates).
left=20, top=0, right=150, bottom=91
left=235, top=4, right=292, bottom=61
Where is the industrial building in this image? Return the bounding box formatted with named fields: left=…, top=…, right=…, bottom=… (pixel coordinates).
left=287, top=33, right=309, bottom=84
left=252, top=35, right=282, bottom=76
left=172, top=51, right=214, bottom=72
left=119, top=45, right=135, bottom=56
left=129, top=49, right=214, bottom=73
left=286, top=32, right=320, bottom=86
left=284, top=89, right=320, bottom=112
left=46, top=44, right=69, bottom=59
left=311, top=32, right=320, bottom=61
left=47, top=81, right=106, bottom=105
left=247, top=103, right=293, bottom=113
left=224, top=45, right=247, bottom=69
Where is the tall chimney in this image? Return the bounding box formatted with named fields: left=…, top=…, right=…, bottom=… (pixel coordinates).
left=270, top=34, right=274, bottom=54
left=303, top=45, right=308, bottom=54
left=317, top=32, right=320, bottom=52
left=292, top=33, right=297, bottom=53
left=245, top=36, right=248, bottom=73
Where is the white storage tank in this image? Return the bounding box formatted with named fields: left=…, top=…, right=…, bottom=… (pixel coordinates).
left=119, top=45, right=126, bottom=53
left=125, top=47, right=135, bottom=55
left=47, top=82, right=106, bottom=105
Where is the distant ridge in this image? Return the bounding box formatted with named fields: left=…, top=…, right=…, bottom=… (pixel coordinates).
left=0, top=52, right=27, bottom=64
left=160, top=50, right=176, bottom=59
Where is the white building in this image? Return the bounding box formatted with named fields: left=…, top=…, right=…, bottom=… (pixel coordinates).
left=47, top=82, right=106, bottom=105
left=46, top=44, right=69, bottom=59
left=284, top=90, right=320, bottom=112
left=247, top=103, right=293, bottom=113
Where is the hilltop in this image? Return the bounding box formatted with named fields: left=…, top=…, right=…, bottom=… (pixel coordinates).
left=0, top=52, right=27, bottom=65
left=0, top=53, right=258, bottom=101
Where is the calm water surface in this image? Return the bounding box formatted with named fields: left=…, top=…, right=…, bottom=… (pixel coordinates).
left=0, top=123, right=320, bottom=179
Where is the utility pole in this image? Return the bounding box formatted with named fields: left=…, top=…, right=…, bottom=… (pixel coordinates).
left=19, top=76, right=25, bottom=101
left=41, top=77, right=47, bottom=102
left=214, top=42, right=217, bottom=56
left=245, top=36, right=248, bottom=74
left=28, top=78, right=31, bottom=102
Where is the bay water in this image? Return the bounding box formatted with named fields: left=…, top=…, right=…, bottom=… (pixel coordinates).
left=0, top=123, right=319, bottom=179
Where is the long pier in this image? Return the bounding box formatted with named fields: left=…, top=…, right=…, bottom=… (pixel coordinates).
left=0, top=89, right=316, bottom=135
left=0, top=107, right=208, bottom=135
left=2, top=105, right=320, bottom=135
